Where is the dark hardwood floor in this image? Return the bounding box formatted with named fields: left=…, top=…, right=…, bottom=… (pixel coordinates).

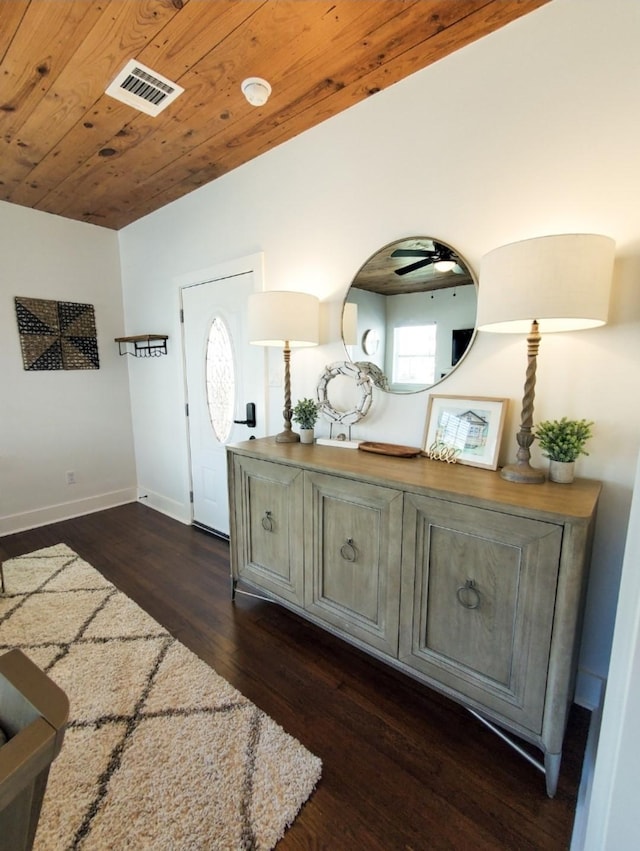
left=0, top=503, right=589, bottom=850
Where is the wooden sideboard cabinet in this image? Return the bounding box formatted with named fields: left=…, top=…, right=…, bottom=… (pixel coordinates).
left=227, top=438, right=600, bottom=796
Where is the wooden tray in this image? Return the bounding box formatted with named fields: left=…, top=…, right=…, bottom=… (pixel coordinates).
left=358, top=441, right=422, bottom=458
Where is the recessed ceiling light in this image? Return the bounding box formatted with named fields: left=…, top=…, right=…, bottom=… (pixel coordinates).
left=241, top=77, right=272, bottom=107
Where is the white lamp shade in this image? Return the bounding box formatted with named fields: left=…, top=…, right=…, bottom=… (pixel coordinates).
left=342, top=302, right=358, bottom=346
left=248, top=290, right=319, bottom=347
left=477, top=234, right=615, bottom=333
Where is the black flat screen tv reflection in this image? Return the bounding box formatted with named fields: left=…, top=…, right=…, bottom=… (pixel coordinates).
left=452, top=328, right=473, bottom=366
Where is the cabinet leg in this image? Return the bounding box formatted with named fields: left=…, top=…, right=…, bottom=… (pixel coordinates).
left=468, top=708, right=558, bottom=795
left=544, top=752, right=561, bottom=798
left=231, top=577, right=237, bottom=602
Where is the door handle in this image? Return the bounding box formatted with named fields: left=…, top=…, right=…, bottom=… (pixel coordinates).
left=234, top=402, right=256, bottom=428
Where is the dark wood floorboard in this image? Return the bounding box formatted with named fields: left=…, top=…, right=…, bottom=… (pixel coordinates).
left=0, top=503, right=590, bottom=850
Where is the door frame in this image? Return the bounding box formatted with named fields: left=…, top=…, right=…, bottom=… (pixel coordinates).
left=177, top=252, right=266, bottom=527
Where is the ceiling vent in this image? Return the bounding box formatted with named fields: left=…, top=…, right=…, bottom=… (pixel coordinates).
left=105, top=60, right=184, bottom=117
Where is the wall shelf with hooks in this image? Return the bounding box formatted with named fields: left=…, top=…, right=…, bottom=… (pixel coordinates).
left=114, top=335, right=168, bottom=357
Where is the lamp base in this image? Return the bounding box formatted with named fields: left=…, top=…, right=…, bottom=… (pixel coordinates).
left=275, top=429, right=300, bottom=444
left=500, top=461, right=545, bottom=484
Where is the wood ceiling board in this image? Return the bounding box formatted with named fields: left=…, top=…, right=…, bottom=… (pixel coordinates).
left=143, top=0, right=267, bottom=73
left=0, top=0, right=551, bottom=229
left=0, top=2, right=105, bottom=138
left=44, top=1, right=407, bottom=207
left=0, top=1, right=30, bottom=64
left=56, top=0, right=504, bottom=227
left=0, top=0, right=184, bottom=201
left=16, top=1, right=316, bottom=219
left=106, top=14, right=494, bottom=225
left=5, top=0, right=263, bottom=209
left=31, top=0, right=425, bottom=225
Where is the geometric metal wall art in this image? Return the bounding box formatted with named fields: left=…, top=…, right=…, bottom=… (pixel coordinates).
left=14, top=297, right=100, bottom=370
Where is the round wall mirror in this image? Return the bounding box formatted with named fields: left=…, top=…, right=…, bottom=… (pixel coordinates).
left=342, top=237, right=478, bottom=394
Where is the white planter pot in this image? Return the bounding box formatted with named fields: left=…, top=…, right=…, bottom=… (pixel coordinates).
left=549, top=460, right=575, bottom=484
left=299, top=428, right=315, bottom=444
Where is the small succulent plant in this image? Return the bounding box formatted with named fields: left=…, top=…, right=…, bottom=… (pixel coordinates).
left=292, top=398, right=320, bottom=429
left=535, top=417, right=594, bottom=462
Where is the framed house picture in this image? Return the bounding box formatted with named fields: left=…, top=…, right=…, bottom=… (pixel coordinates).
left=424, top=395, right=508, bottom=470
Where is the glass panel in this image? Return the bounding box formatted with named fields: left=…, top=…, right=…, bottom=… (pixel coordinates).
left=205, top=316, right=235, bottom=443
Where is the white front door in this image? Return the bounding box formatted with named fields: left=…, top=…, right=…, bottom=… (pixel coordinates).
left=182, top=263, right=265, bottom=537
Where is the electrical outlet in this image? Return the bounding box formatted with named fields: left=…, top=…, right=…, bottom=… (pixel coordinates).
left=66, top=471, right=76, bottom=485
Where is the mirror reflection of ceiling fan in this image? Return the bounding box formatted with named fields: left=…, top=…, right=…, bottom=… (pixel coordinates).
left=391, top=243, right=465, bottom=276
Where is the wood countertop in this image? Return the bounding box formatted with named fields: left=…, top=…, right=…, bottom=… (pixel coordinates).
left=228, top=437, right=601, bottom=525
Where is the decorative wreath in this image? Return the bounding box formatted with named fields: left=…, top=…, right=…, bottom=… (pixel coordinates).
left=316, top=361, right=373, bottom=425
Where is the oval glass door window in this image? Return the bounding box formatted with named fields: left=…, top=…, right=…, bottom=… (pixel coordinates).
left=205, top=316, right=235, bottom=443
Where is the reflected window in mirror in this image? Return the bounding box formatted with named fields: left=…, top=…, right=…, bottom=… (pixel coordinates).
left=392, top=324, right=436, bottom=388
left=342, top=237, right=478, bottom=394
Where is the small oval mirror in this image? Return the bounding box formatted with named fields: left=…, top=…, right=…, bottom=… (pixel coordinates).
left=342, top=237, right=478, bottom=393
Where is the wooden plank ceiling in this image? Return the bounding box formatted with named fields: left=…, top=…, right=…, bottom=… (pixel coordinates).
left=0, top=0, right=549, bottom=231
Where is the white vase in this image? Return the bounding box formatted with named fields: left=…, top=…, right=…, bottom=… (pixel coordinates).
left=299, top=428, right=314, bottom=445
left=549, top=460, right=575, bottom=484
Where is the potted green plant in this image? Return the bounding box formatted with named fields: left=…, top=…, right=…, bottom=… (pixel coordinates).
left=534, top=417, right=594, bottom=483
left=292, top=397, right=320, bottom=444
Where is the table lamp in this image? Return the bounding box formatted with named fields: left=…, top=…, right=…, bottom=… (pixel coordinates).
left=478, top=233, right=615, bottom=483
left=342, top=302, right=358, bottom=346
left=248, top=290, right=319, bottom=443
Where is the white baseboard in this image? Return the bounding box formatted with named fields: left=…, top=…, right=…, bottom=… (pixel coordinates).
left=0, top=488, right=138, bottom=536
left=136, top=489, right=191, bottom=525
left=574, top=669, right=606, bottom=711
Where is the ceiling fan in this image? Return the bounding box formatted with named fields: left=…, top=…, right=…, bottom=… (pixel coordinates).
left=391, top=244, right=462, bottom=276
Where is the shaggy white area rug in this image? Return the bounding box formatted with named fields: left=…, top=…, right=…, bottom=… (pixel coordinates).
left=0, top=544, right=321, bottom=850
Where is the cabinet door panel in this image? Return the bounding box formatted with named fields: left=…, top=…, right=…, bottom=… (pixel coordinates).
left=304, top=471, right=403, bottom=655
left=400, top=494, right=562, bottom=732
left=427, top=525, right=520, bottom=685
left=320, top=497, right=382, bottom=622
left=231, top=456, right=304, bottom=604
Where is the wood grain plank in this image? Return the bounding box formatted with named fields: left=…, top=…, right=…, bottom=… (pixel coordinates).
left=32, top=0, right=393, bottom=221
left=0, top=0, right=186, bottom=200
left=57, top=0, right=470, bottom=219
left=0, top=0, right=30, bottom=64
left=26, top=0, right=480, bottom=222
left=68, top=0, right=548, bottom=227
left=6, top=0, right=264, bottom=210
left=0, top=0, right=550, bottom=228
left=0, top=0, right=105, bottom=140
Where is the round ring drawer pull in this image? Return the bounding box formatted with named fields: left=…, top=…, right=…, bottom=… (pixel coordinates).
left=261, top=510, right=274, bottom=532
left=456, top=579, right=481, bottom=609
left=340, top=538, right=357, bottom=562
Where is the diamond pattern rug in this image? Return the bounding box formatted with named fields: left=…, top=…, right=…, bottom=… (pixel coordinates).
left=0, top=545, right=321, bottom=850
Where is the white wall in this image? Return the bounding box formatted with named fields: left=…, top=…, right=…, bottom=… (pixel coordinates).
left=118, top=0, right=640, bottom=702
left=0, top=204, right=137, bottom=532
